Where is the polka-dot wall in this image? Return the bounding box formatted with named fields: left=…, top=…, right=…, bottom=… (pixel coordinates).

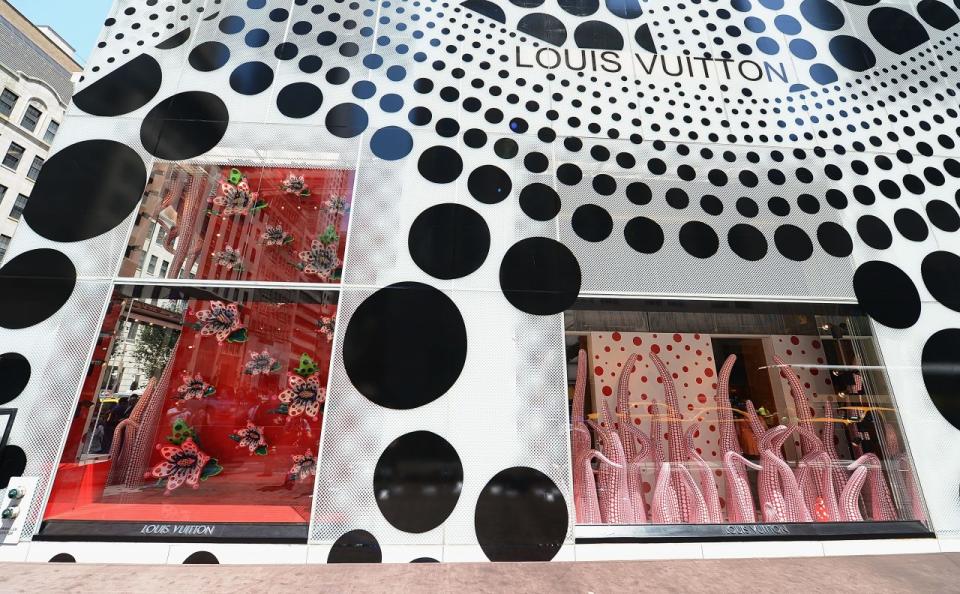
left=6, top=0, right=960, bottom=556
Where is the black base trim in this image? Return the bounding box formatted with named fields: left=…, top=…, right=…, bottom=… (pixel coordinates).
left=575, top=521, right=933, bottom=544
left=36, top=520, right=308, bottom=543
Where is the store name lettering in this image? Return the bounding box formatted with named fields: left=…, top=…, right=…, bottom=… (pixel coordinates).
left=139, top=524, right=216, bottom=536
left=515, top=47, right=790, bottom=84
left=724, top=524, right=790, bottom=535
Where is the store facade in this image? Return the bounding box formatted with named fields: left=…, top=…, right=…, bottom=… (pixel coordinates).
left=0, top=0, right=959, bottom=563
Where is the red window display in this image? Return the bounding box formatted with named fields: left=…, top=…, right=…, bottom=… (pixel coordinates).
left=118, top=163, right=352, bottom=283
left=44, top=285, right=338, bottom=529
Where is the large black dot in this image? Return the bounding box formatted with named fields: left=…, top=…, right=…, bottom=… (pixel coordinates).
left=73, top=54, right=162, bottom=117
left=25, top=140, right=148, bottom=242
left=373, top=431, right=463, bottom=533
left=517, top=13, right=567, bottom=46
left=325, top=103, right=368, bottom=138
left=418, top=146, right=463, bottom=184
left=624, top=217, right=664, bottom=254
left=519, top=183, right=561, bottom=221
left=727, top=224, right=767, bottom=261
left=229, top=61, right=275, bottom=95
left=183, top=551, right=219, bottom=564
left=0, top=249, right=75, bottom=329
left=922, top=329, right=960, bottom=429
left=328, top=530, right=382, bottom=563
left=343, top=282, right=466, bottom=409
left=817, top=222, right=853, bottom=257
left=188, top=41, right=231, bottom=72
left=468, top=165, right=512, bottom=204
left=574, top=21, right=624, bottom=50
left=774, top=225, right=814, bottom=261
left=894, top=208, right=929, bottom=242
left=499, top=237, right=581, bottom=315
left=857, top=215, right=893, bottom=250
left=0, top=445, right=26, bottom=489
left=917, top=0, right=960, bottom=30
left=0, top=353, right=30, bottom=405
left=828, top=35, right=876, bottom=71
left=867, top=7, right=930, bottom=54
left=409, top=204, right=490, bottom=279
left=48, top=553, right=76, bottom=563
left=277, top=82, right=323, bottom=118
left=140, top=92, right=229, bottom=160
left=922, top=251, right=960, bottom=312
left=853, top=261, right=921, bottom=329
left=474, top=467, right=568, bottom=562
left=571, top=204, right=612, bottom=242
left=679, top=221, right=719, bottom=258
left=927, top=200, right=960, bottom=232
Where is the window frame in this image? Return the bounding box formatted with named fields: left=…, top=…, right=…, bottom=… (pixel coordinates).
left=2, top=142, right=25, bottom=171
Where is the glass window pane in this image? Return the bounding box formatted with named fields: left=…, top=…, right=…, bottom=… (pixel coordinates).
left=566, top=299, right=926, bottom=530
left=21, top=105, right=42, bottom=132
left=44, top=285, right=338, bottom=526
left=0, top=89, right=18, bottom=117
left=3, top=143, right=24, bottom=170
left=0, top=234, right=10, bottom=263
left=27, top=156, right=44, bottom=180
left=119, top=163, right=353, bottom=283
left=9, top=194, right=27, bottom=220
left=43, top=120, right=59, bottom=144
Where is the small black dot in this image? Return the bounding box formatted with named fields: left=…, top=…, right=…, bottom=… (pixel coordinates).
left=678, top=221, right=719, bottom=258
left=774, top=225, right=813, bottom=261
left=624, top=217, right=664, bottom=254
left=519, top=183, right=561, bottom=221
left=468, top=165, right=512, bottom=204
left=571, top=204, right=612, bottom=242
left=727, top=224, right=767, bottom=261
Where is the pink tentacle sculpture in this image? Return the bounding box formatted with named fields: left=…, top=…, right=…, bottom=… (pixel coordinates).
left=588, top=402, right=636, bottom=524
left=757, top=425, right=811, bottom=522
left=570, top=350, right=597, bottom=524
left=650, top=352, right=719, bottom=523
left=773, top=355, right=819, bottom=456
left=854, top=453, right=897, bottom=521
left=724, top=452, right=761, bottom=523
left=714, top=354, right=745, bottom=523
left=839, top=462, right=868, bottom=521
left=107, top=378, right=156, bottom=484
left=648, top=400, right=666, bottom=483
left=574, top=446, right=620, bottom=524
left=623, top=423, right=650, bottom=523
left=685, top=423, right=722, bottom=523
left=794, top=426, right=839, bottom=522
left=615, top=352, right=642, bottom=461
left=822, top=401, right=850, bottom=500
left=651, top=462, right=709, bottom=524
left=745, top=400, right=768, bottom=443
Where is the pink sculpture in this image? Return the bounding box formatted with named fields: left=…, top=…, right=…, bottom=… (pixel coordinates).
left=723, top=451, right=760, bottom=523
left=649, top=352, right=719, bottom=523
left=794, top=425, right=839, bottom=522
left=822, top=401, right=850, bottom=500
left=685, top=423, right=722, bottom=522
left=107, top=377, right=156, bottom=484
left=757, top=425, right=811, bottom=522
left=588, top=401, right=636, bottom=524
left=651, top=462, right=708, bottom=524
left=570, top=349, right=604, bottom=524
left=841, top=453, right=897, bottom=521
left=714, top=354, right=751, bottom=522
left=614, top=352, right=650, bottom=522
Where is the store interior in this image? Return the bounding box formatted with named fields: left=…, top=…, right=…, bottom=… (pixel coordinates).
left=565, top=299, right=927, bottom=528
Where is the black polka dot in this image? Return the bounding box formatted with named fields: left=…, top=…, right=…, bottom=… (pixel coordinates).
left=917, top=0, right=959, bottom=30
left=229, top=61, right=274, bottom=95
left=188, top=41, right=231, bottom=72
left=140, top=92, right=229, bottom=160
left=468, top=165, right=512, bottom=204
left=557, top=164, right=582, bottom=186
left=499, top=237, right=581, bottom=315
left=571, top=204, right=612, bottom=242
left=894, top=208, right=929, bottom=242
left=73, top=54, right=161, bottom=117
left=474, top=467, right=567, bottom=562
left=857, top=215, right=893, bottom=250
left=343, top=282, right=466, bottom=409
left=370, top=127, right=414, bottom=161
left=462, top=0, right=507, bottom=22
left=679, top=221, right=719, bottom=258
left=0, top=445, right=26, bottom=489
left=922, top=251, right=960, bottom=312
left=183, top=551, right=219, bottom=564
left=411, top=557, right=439, bottom=563
left=927, top=200, right=960, bottom=232
left=817, top=222, right=853, bottom=257
left=0, top=353, right=30, bottom=406
left=828, top=35, right=876, bottom=71
left=853, top=261, right=921, bottom=329
left=626, top=182, right=651, bottom=205
left=867, top=7, right=930, bottom=55
left=219, top=15, right=245, bottom=34
left=276, top=82, right=322, bottom=119
left=517, top=13, right=567, bottom=46
left=727, top=224, right=767, bottom=261
left=524, top=152, right=549, bottom=173
left=574, top=20, right=624, bottom=50
left=0, top=249, right=75, bottom=330
left=409, top=204, right=490, bottom=280
left=774, top=225, right=814, bottom=261
left=48, top=553, right=75, bottom=563
left=519, top=183, right=561, bottom=221
left=494, top=138, right=519, bottom=159
left=624, top=217, right=664, bottom=254
left=922, top=329, right=960, bottom=430
left=418, top=146, right=463, bottom=184
left=156, top=28, right=191, bottom=50
left=25, top=140, right=148, bottom=241
left=325, top=103, right=368, bottom=138
left=373, top=431, right=463, bottom=533
left=328, top=530, right=382, bottom=563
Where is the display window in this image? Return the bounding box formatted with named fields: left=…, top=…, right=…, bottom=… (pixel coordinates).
left=118, top=163, right=352, bottom=283
left=43, top=285, right=337, bottom=536
left=566, top=300, right=928, bottom=537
